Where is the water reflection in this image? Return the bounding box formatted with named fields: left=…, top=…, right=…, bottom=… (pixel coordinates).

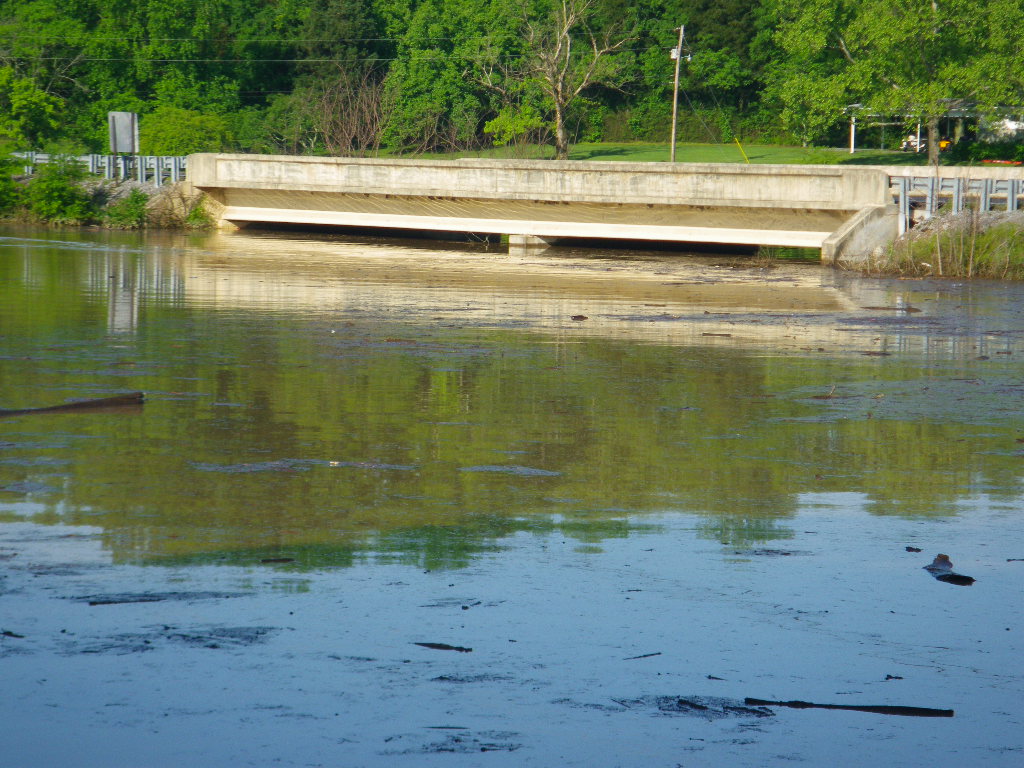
left=1, top=227, right=1023, bottom=570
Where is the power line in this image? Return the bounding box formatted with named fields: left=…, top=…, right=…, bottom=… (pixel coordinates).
left=0, top=46, right=664, bottom=64
left=0, top=35, right=412, bottom=43
left=7, top=56, right=393, bottom=63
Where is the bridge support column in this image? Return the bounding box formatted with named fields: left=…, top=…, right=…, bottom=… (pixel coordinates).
left=508, top=234, right=552, bottom=257
left=508, top=234, right=550, bottom=249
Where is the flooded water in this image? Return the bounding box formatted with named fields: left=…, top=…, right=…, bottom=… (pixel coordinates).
left=1, top=227, right=1022, bottom=767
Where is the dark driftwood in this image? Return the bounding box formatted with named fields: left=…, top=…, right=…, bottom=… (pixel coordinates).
left=414, top=642, right=472, bottom=653
left=0, top=392, right=144, bottom=417
left=934, top=572, right=976, bottom=586
left=744, top=698, right=954, bottom=718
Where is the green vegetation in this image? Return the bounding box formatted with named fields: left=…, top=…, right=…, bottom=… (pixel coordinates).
left=22, top=155, right=95, bottom=223
left=183, top=196, right=210, bottom=229
left=877, top=212, right=1024, bottom=280
left=0, top=149, right=20, bottom=212
left=102, top=188, right=149, bottom=228
left=768, top=0, right=1024, bottom=164
left=139, top=106, right=233, bottom=155
left=0, top=0, right=1019, bottom=160
left=0, top=153, right=208, bottom=228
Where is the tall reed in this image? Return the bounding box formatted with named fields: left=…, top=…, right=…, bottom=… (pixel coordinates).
left=873, top=209, right=1024, bottom=280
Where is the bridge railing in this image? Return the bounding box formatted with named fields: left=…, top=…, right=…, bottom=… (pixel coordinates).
left=15, top=152, right=187, bottom=187
left=890, top=175, right=1024, bottom=234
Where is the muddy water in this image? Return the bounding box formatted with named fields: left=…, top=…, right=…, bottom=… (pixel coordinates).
left=1, top=227, right=1022, bottom=767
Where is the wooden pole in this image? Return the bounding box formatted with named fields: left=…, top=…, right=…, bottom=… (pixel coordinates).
left=669, top=25, right=685, bottom=163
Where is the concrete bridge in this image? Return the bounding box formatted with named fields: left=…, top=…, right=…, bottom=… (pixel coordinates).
left=188, top=154, right=903, bottom=263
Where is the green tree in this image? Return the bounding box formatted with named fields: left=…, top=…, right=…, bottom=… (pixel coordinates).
left=0, top=66, right=61, bottom=146
left=139, top=105, right=231, bottom=154
left=380, top=0, right=526, bottom=153
left=768, top=0, right=1024, bottom=161
left=0, top=149, right=20, bottom=211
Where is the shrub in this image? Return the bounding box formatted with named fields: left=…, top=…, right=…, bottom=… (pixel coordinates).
left=139, top=105, right=232, bottom=155
left=23, top=156, right=94, bottom=223
left=484, top=105, right=547, bottom=146
left=945, top=140, right=1024, bottom=164
left=627, top=99, right=672, bottom=141
left=103, top=188, right=149, bottom=229
left=0, top=152, right=21, bottom=213
left=184, top=198, right=211, bottom=229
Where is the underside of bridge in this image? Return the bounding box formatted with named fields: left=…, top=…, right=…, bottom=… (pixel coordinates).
left=214, top=188, right=852, bottom=251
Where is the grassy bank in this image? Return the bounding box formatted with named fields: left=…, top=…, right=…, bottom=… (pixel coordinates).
left=871, top=211, right=1024, bottom=279
left=415, top=141, right=930, bottom=166
left=1, top=156, right=208, bottom=229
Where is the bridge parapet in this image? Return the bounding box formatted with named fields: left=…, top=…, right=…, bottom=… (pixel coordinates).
left=190, top=154, right=888, bottom=210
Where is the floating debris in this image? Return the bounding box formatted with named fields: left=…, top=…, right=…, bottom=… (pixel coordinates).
left=0, top=391, right=144, bottom=418
left=458, top=465, right=560, bottom=477
left=70, top=625, right=276, bottom=654
left=74, top=591, right=247, bottom=606
left=612, top=696, right=774, bottom=720
left=923, top=554, right=976, bottom=586
left=731, top=548, right=804, bottom=558
left=383, top=729, right=520, bottom=754
left=745, top=697, right=953, bottom=718
left=414, top=642, right=473, bottom=653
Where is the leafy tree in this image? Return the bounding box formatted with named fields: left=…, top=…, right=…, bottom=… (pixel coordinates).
left=768, top=0, right=1024, bottom=161
left=139, top=105, right=231, bottom=154
left=0, top=148, right=20, bottom=212
left=380, top=0, right=517, bottom=152
left=0, top=66, right=61, bottom=146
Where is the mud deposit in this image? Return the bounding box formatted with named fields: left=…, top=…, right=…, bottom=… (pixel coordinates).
left=1, top=228, right=1023, bottom=766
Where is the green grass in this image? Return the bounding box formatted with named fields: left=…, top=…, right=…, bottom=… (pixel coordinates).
left=407, top=141, right=934, bottom=166
left=874, top=213, right=1024, bottom=279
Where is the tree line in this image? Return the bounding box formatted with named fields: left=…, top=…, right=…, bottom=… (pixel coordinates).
left=1, top=0, right=1022, bottom=160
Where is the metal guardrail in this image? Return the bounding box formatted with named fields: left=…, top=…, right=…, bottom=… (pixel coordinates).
left=16, top=153, right=187, bottom=187
left=891, top=175, right=1023, bottom=234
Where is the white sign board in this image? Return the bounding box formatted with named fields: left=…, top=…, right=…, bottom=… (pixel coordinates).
left=108, top=111, right=139, bottom=154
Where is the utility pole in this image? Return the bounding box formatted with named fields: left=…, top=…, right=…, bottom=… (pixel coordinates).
left=669, top=26, right=688, bottom=163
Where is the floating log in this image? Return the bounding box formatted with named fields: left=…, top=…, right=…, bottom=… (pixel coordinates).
left=924, top=554, right=976, bottom=586
left=0, top=392, right=144, bottom=417
left=744, top=698, right=954, bottom=718
left=414, top=642, right=473, bottom=653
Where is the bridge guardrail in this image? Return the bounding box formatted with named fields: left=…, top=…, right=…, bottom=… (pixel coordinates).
left=15, top=153, right=187, bottom=187
left=891, top=175, right=1023, bottom=234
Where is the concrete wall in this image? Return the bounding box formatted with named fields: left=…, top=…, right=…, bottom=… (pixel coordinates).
left=189, top=154, right=890, bottom=211
left=188, top=154, right=902, bottom=258
left=821, top=204, right=900, bottom=267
